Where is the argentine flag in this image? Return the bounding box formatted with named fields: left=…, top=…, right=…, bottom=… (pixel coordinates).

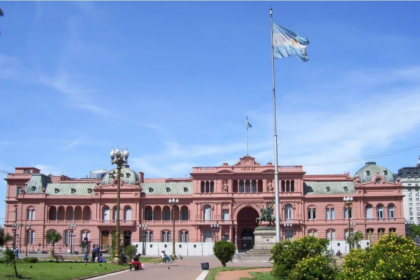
left=273, top=23, right=309, bottom=62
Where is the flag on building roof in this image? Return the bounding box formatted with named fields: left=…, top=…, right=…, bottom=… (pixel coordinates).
left=272, top=22, right=309, bottom=62
left=246, top=117, right=252, bottom=129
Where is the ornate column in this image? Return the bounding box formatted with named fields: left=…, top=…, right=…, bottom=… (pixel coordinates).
left=229, top=226, right=233, bottom=242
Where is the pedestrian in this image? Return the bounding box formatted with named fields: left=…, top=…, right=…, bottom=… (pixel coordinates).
left=14, top=248, right=20, bottom=259
left=91, top=245, right=98, bottom=262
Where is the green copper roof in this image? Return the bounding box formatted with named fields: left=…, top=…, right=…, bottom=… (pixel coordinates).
left=101, top=165, right=139, bottom=185
left=24, top=174, right=52, bottom=194
left=304, top=181, right=355, bottom=195
left=355, top=162, right=394, bottom=183
left=141, top=182, right=193, bottom=195
left=46, top=183, right=96, bottom=196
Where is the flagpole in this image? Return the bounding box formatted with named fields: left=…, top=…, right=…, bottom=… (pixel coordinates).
left=270, top=7, right=281, bottom=243
left=246, top=117, right=249, bottom=155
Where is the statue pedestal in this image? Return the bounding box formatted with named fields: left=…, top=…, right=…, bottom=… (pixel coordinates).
left=253, top=228, right=277, bottom=250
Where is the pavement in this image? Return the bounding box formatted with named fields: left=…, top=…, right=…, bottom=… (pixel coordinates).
left=88, top=254, right=273, bottom=280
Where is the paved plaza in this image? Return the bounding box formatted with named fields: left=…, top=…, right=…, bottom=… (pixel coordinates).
left=88, top=255, right=273, bottom=280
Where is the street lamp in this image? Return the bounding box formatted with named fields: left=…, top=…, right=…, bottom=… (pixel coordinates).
left=169, top=198, right=179, bottom=259
left=406, top=221, right=414, bottom=238
left=343, top=197, right=353, bottom=250
left=110, top=146, right=129, bottom=265
left=25, top=224, right=31, bottom=257
left=139, top=223, right=147, bottom=255
left=11, top=223, right=21, bottom=250
left=68, top=224, right=76, bottom=254
left=211, top=224, right=220, bottom=242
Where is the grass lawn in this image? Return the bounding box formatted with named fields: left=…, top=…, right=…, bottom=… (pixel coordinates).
left=205, top=267, right=260, bottom=280
left=240, top=271, right=276, bottom=280
left=0, top=261, right=127, bottom=280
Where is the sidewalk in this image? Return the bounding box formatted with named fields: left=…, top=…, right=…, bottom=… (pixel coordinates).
left=88, top=255, right=272, bottom=280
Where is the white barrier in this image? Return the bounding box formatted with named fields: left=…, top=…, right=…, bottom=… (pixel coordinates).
left=131, top=242, right=215, bottom=257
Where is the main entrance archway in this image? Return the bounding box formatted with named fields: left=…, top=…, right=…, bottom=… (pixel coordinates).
left=237, top=207, right=259, bottom=251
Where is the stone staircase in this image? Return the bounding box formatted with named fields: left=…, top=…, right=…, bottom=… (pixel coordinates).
left=241, top=248, right=273, bottom=258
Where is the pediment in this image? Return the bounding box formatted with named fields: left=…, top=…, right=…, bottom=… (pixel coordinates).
left=234, top=155, right=261, bottom=170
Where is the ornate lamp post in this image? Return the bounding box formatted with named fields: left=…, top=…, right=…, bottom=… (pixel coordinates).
left=406, top=220, right=414, bottom=238
left=24, top=224, right=31, bottom=257
left=68, top=224, right=76, bottom=254
left=343, top=197, right=353, bottom=250
left=211, top=224, right=220, bottom=242
left=169, top=198, right=179, bottom=259
left=139, top=223, right=147, bottom=255
left=12, top=223, right=21, bottom=250
left=110, top=146, right=129, bottom=264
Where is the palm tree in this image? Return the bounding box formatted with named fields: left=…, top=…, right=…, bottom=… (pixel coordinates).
left=3, top=248, right=19, bottom=278
left=4, top=232, right=13, bottom=248
left=45, top=229, right=62, bottom=256
left=353, top=231, right=364, bottom=248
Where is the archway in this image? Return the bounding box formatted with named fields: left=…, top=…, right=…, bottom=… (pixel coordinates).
left=237, top=207, right=259, bottom=251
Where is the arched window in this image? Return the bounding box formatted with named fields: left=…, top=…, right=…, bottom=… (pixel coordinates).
left=103, top=206, right=110, bottom=221
left=331, top=208, right=335, bottom=220
left=180, top=206, right=189, bottom=220
left=124, top=206, right=132, bottom=221
left=388, top=204, right=395, bottom=219
left=210, top=181, right=214, bottom=193
left=344, top=208, right=353, bottom=219
left=285, top=204, right=293, bottom=220
left=201, top=181, right=205, bottom=193
left=286, top=180, right=290, bottom=192
left=239, top=180, right=244, bottom=193
left=365, top=205, right=373, bottom=219
left=245, top=180, right=250, bottom=193
left=326, top=208, right=330, bottom=220
left=204, top=205, right=212, bottom=221
left=147, top=231, right=154, bottom=242
left=252, top=181, right=257, bottom=193
left=161, top=231, right=171, bottom=242
left=163, top=206, right=171, bottom=220
left=27, top=208, right=36, bottom=220
left=26, top=230, right=35, bottom=245
left=308, top=229, right=317, bottom=237
left=389, top=228, right=396, bottom=233
left=204, top=230, right=212, bottom=242
left=145, top=206, right=153, bottom=221
left=326, top=229, right=336, bottom=241
left=281, top=180, right=285, bottom=192
left=377, top=204, right=384, bottom=219
left=113, top=206, right=117, bottom=221
left=206, top=181, right=210, bottom=193
left=179, top=231, right=189, bottom=242
left=82, top=230, right=91, bottom=242
left=307, top=207, right=316, bottom=220
left=291, top=180, right=295, bottom=192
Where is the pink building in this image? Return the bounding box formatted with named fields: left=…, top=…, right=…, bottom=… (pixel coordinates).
left=3, top=155, right=404, bottom=255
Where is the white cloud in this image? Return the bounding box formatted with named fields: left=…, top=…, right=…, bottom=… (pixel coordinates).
left=63, top=140, right=80, bottom=151
left=34, top=165, right=65, bottom=176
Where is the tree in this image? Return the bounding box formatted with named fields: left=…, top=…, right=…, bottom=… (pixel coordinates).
left=271, top=236, right=332, bottom=279
left=288, top=254, right=338, bottom=280
left=352, top=231, right=364, bottom=248
left=338, top=234, right=420, bottom=279
left=4, top=232, right=13, bottom=248
left=123, top=245, right=138, bottom=260
left=213, top=241, right=236, bottom=267
left=0, top=225, right=4, bottom=246
left=3, top=248, right=19, bottom=278
left=45, top=229, right=62, bottom=256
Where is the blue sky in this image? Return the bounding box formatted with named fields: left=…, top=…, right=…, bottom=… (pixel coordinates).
left=1, top=2, right=420, bottom=225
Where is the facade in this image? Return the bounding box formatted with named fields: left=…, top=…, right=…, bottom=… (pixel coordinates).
left=400, top=157, right=420, bottom=224
left=4, top=155, right=405, bottom=255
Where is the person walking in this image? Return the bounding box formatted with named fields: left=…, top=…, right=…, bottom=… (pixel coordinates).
left=91, top=245, right=98, bottom=262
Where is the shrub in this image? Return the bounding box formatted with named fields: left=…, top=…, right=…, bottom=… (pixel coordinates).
left=338, top=234, right=420, bottom=279
left=123, top=245, right=138, bottom=260
left=271, top=236, right=330, bottom=279
left=22, top=257, right=39, bottom=263
left=213, top=241, right=236, bottom=267
left=288, top=254, right=337, bottom=280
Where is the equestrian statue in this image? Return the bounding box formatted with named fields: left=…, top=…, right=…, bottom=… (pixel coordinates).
left=256, top=198, right=277, bottom=227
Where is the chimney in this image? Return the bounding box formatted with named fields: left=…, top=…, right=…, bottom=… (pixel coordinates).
left=138, top=172, right=144, bottom=183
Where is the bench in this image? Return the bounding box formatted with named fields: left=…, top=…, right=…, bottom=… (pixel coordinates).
left=53, top=254, right=65, bottom=262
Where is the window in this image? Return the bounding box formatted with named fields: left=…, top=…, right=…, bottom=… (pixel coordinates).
left=32, top=186, right=36, bottom=191
left=166, top=187, right=171, bottom=193
left=388, top=205, right=395, bottom=219
left=27, top=209, right=35, bottom=220
left=326, top=186, right=331, bottom=193
left=126, top=173, right=131, bottom=178
left=26, top=230, right=35, bottom=245
left=365, top=205, right=373, bottom=219
left=179, top=231, right=189, bottom=242
left=161, top=231, right=171, bottom=242
left=16, top=187, right=22, bottom=197
left=71, top=188, right=76, bottom=193
left=378, top=228, right=385, bottom=238
left=55, top=188, right=59, bottom=193
left=285, top=229, right=293, bottom=240
left=204, top=230, right=212, bottom=242
left=222, top=209, right=229, bottom=221
left=384, top=170, right=388, bottom=176
left=88, top=188, right=93, bottom=194
left=149, top=188, right=154, bottom=192
left=325, top=207, right=335, bottom=220
left=308, top=229, right=317, bottom=237
left=376, top=178, right=382, bottom=184
left=245, top=181, right=250, bottom=193
left=252, top=181, right=257, bottom=193
left=366, top=170, right=371, bottom=176
left=285, top=204, right=293, bottom=220
left=377, top=204, right=384, bottom=219
left=24, top=169, right=30, bottom=173
left=147, top=231, right=154, bottom=242
left=389, top=228, right=396, bottom=233
left=163, top=207, right=171, bottom=220
left=239, top=181, right=244, bottom=192
left=343, top=186, right=348, bottom=192
left=307, top=207, right=316, bottom=220
left=184, top=187, right=188, bottom=193
left=326, top=229, right=336, bottom=241
left=204, top=205, right=212, bottom=221
left=124, top=206, right=132, bottom=221
left=344, top=208, right=353, bottom=219
left=145, top=208, right=153, bottom=220
left=103, top=206, right=110, bottom=221
left=181, top=207, right=189, bottom=220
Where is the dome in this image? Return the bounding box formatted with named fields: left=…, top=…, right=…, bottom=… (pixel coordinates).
left=355, top=162, right=394, bottom=183
left=101, top=165, right=139, bottom=185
